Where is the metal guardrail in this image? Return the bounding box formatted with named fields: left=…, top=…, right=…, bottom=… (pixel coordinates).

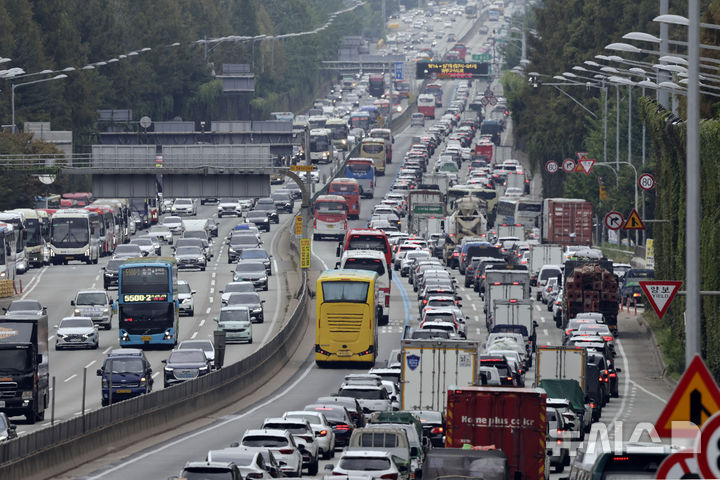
left=0, top=268, right=309, bottom=477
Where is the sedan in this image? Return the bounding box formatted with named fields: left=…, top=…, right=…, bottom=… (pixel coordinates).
left=55, top=316, right=99, bottom=350
left=177, top=280, right=196, bottom=316
left=129, top=237, right=154, bottom=256
left=147, top=225, right=173, bottom=244
left=178, top=339, right=216, bottom=364
left=162, top=216, right=184, bottom=235
left=228, top=235, right=263, bottom=263
left=3, top=299, right=45, bottom=316
left=217, top=198, right=243, bottom=218
left=240, top=248, right=272, bottom=275
left=113, top=244, right=143, bottom=259
left=329, top=450, right=404, bottom=480
left=227, top=292, right=265, bottom=323
left=220, top=281, right=256, bottom=305
left=233, top=261, right=269, bottom=291
left=174, top=246, right=207, bottom=271
left=246, top=211, right=271, bottom=232
left=206, top=449, right=274, bottom=480
left=162, top=348, right=212, bottom=388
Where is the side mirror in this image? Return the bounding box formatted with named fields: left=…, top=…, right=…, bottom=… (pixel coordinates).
left=533, top=321, right=539, bottom=327
left=36, top=354, right=43, bottom=364
left=161, top=359, right=167, bottom=364
left=324, top=464, right=334, bottom=471
left=219, top=290, right=224, bottom=294
left=297, top=444, right=306, bottom=452
left=97, top=369, right=103, bottom=376
left=261, top=300, right=266, bottom=304
left=410, top=446, right=420, bottom=457
left=191, top=290, right=197, bottom=295
left=214, top=318, right=219, bottom=323
left=70, top=300, right=75, bottom=306
left=615, top=367, right=622, bottom=373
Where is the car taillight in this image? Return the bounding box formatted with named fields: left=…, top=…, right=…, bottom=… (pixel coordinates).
left=590, top=402, right=596, bottom=409
left=609, top=372, right=617, bottom=377
left=344, top=220, right=347, bottom=229
left=603, top=336, right=613, bottom=342
left=431, top=426, right=444, bottom=434
left=279, top=449, right=295, bottom=454
left=452, top=252, right=459, bottom=257
left=565, top=329, right=572, bottom=335
left=380, top=474, right=398, bottom=480
left=319, top=429, right=328, bottom=436
left=336, top=424, right=351, bottom=430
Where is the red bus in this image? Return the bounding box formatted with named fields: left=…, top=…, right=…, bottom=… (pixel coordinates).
left=338, top=228, right=392, bottom=269
left=61, top=192, right=93, bottom=207
left=369, top=74, right=385, bottom=98
left=425, top=83, right=443, bottom=107
left=328, top=178, right=361, bottom=220
left=313, top=195, right=348, bottom=241
left=452, top=42, right=467, bottom=61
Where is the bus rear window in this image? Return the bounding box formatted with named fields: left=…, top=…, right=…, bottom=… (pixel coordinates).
left=348, top=236, right=386, bottom=251
left=330, top=183, right=358, bottom=193
left=344, top=258, right=386, bottom=276
left=348, top=164, right=372, bottom=174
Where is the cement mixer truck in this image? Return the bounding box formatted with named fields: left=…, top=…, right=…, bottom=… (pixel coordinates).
left=443, top=195, right=488, bottom=263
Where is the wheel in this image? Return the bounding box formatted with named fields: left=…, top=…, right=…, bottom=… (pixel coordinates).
left=55, top=344, right=60, bottom=351
left=263, top=284, right=268, bottom=291
left=313, top=234, right=319, bottom=241
left=228, top=258, right=232, bottom=264
left=93, top=256, right=99, bottom=264
left=93, top=342, right=99, bottom=350
left=308, top=459, right=319, bottom=476
left=25, top=412, right=36, bottom=424
left=201, top=266, right=206, bottom=271
left=248, top=337, right=253, bottom=344
left=189, top=309, right=194, bottom=316
left=101, top=398, right=108, bottom=407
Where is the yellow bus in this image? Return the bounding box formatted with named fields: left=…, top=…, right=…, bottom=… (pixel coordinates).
left=315, top=269, right=380, bottom=367
left=359, top=138, right=387, bottom=176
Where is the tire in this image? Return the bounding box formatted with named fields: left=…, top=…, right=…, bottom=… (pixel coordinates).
left=201, top=266, right=206, bottom=271
left=308, top=459, right=319, bottom=476
left=248, top=338, right=253, bottom=344
left=189, top=309, right=194, bottom=316
left=93, top=342, right=99, bottom=350
left=101, top=398, right=108, bottom=407
left=26, top=411, right=36, bottom=424
left=263, top=284, right=268, bottom=291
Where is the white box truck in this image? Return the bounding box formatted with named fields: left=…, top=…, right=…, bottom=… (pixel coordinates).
left=529, top=244, right=563, bottom=286
left=490, top=299, right=536, bottom=350
left=401, top=339, right=478, bottom=411
left=535, top=346, right=587, bottom=391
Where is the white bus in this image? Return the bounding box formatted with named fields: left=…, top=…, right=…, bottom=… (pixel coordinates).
left=0, top=224, right=17, bottom=280
left=309, top=128, right=336, bottom=164
left=9, top=208, right=48, bottom=268
left=496, top=198, right=543, bottom=230
left=338, top=249, right=390, bottom=324
left=0, top=211, right=28, bottom=274
left=49, top=209, right=100, bottom=265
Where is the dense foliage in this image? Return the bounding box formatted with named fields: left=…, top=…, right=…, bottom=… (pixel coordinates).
left=503, top=0, right=720, bottom=374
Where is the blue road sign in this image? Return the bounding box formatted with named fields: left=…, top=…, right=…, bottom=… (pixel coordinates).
left=394, top=62, right=404, bottom=80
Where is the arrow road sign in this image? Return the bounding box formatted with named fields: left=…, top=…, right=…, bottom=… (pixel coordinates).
left=562, top=158, right=576, bottom=173
left=579, top=158, right=596, bottom=175
left=640, top=280, right=682, bottom=320
left=639, top=173, right=656, bottom=191
left=545, top=161, right=559, bottom=174
left=604, top=211, right=624, bottom=231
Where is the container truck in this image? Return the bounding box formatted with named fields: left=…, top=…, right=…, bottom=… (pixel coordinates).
left=490, top=299, right=536, bottom=350
left=483, top=266, right=531, bottom=316
left=541, top=198, right=593, bottom=246
left=529, top=244, right=564, bottom=286
left=0, top=311, right=49, bottom=423
left=422, top=172, right=451, bottom=196
left=445, top=386, right=549, bottom=480
left=401, top=339, right=478, bottom=412
left=408, top=190, right=445, bottom=237
left=497, top=223, right=525, bottom=240
left=561, top=259, right=619, bottom=333
left=535, top=346, right=587, bottom=392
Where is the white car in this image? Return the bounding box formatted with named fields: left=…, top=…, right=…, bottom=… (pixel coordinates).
left=172, top=198, right=196, bottom=216
left=261, top=418, right=320, bottom=475
left=177, top=280, right=196, bottom=316
left=220, top=281, right=256, bottom=305
left=147, top=225, right=173, bottom=244
left=112, top=244, right=143, bottom=260
left=129, top=237, right=154, bottom=256
left=162, top=216, right=185, bottom=235
left=337, top=384, right=392, bottom=415
left=240, top=429, right=304, bottom=478
left=55, top=316, right=99, bottom=350
left=217, top=199, right=243, bottom=218
left=330, top=450, right=407, bottom=480
left=283, top=410, right=337, bottom=459
left=178, top=339, right=215, bottom=364
left=206, top=449, right=274, bottom=480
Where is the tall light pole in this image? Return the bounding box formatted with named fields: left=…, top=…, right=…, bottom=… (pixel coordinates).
left=11, top=74, right=68, bottom=134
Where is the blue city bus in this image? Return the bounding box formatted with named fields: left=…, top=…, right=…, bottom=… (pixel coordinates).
left=117, top=257, right=179, bottom=348
left=345, top=158, right=376, bottom=198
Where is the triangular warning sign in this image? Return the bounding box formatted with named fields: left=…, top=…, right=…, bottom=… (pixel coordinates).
left=579, top=158, right=595, bottom=175
left=655, top=355, right=720, bottom=437
left=639, top=280, right=682, bottom=319
left=575, top=161, right=584, bottom=172
left=623, top=208, right=645, bottom=230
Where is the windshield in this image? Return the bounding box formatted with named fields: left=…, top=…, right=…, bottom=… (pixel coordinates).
left=247, top=212, right=267, bottom=220
left=228, top=293, right=260, bottom=305
left=169, top=350, right=205, bottom=363
left=176, top=247, right=202, bottom=256
left=241, top=250, right=268, bottom=260
left=115, top=245, right=140, bottom=255
left=347, top=235, right=386, bottom=251
left=8, top=300, right=41, bottom=312
left=51, top=217, right=89, bottom=248
left=162, top=217, right=181, bottom=226
left=264, top=423, right=310, bottom=435
left=322, top=281, right=369, bottom=303
left=338, top=388, right=386, bottom=400
left=178, top=283, right=191, bottom=294
left=180, top=341, right=212, bottom=352
left=285, top=413, right=319, bottom=424
left=412, top=330, right=449, bottom=339
left=219, top=309, right=251, bottom=322
left=131, top=238, right=152, bottom=246
left=104, top=357, right=144, bottom=374
left=242, top=436, right=289, bottom=448
left=184, top=231, right=205, bottom=240
left=0, top=349, right=32, bottom=372
left=518, top=202, right=542, bottom=213
left=344, top=258, right=385, bottom=276
left=181, top=470, right=234, bottom=480
left=106, top=259, right=125, bottom=272
left=339, top=457, right=391, bottom=471
left=225, top=283, right=253, bottom=293
left=25, top=219, right=42, bottom=247
left=60, top=318, right=93, bottom=328
left=328, top=124, right=348, bottom=139
left=120, top=266, right=169, bottom=293
left=271, top=193, right=290, bottom=202
left=362, top=143, right=384, bottom=154
left=76, top=293, right=107, bottom=305
left=235, top=263, right=266, bottom=273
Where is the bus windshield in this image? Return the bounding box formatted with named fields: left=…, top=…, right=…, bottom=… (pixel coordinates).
left=311, top=135, right=330, bottom=151
left=321, top=281, right=369, bottom=303
left=348, top=163, right=372, bottom=175
left=518, top=202, right=542, bottom=213
left=25, top=219, right=42, bottom=247
left=51, top=218, right=89, bottom=248
left=327, top=124, right=348, bottom=139
left=362, top=143, right=384, bottom=154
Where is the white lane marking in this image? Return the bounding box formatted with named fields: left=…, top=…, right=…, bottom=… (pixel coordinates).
left=629, top=380, right=667, bottom=403
left=64, top=374, right=77, bottom=383
left=205, top=307, right=211, bottom=315
left=210, top=288, right=214, bottom=295
left=48, top=335, right=54, bottom=341
left=208, top=297, right=213, bottom=304
left=91, top=282, right=96, bottom=289
left=473, top=315, right=479, bottom=322
left=471, top=304, right=477, bottom=311
left=535, top=305, right=541, bottom=311
left=610, top=336, right=631, bottom=431
left=103, top=347, right=112, bottom=354
left=312, top=248, right=328, bottom=270
left=85, top=360, right=96, bottom=369
left=542, top=329, right=549, bottom=336
left=199, top=319, right=205, bottom=327
left=85, top=358, right=316, bottom=479
left=191, top=331, right=198, bottom=339
left=263, top=218, right=287, bottom=347
left=95, top=275, right=100, bottom=281
left=152, top=372, right=159, bottom=379
left=273, top=260, right=278, bottom=273
left=541, top=317, right=546, bottom=323
left=211, top=272, right=216, bottom=279
left=21, top=266, right=48, bottom=299
left=210, top=279, right=215, bottom=287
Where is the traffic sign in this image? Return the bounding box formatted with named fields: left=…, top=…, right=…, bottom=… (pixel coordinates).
left=578, top=158, right=595, bottom=175
left=655, top=355, right=720, bottom=437
left=576, top=151, right=589, bottom=160
left=488, top=96, right=498, bottom=106
left=697, top=412, right=720, bottom=479
left=545, top=161, right=559, bottom=174
left=300, top=238, right=311, bottom=269
left=562, top=158, right=576, bottom=173
left=290, top=164, right=313, bottom=172
left=394, top=62, right=404, bottom=80
left=294, top=215, right=303, bottom=235
left=639, top=173, right=656, bottom=191
left=623, top=208, right=645, bottom=230
left=640, top=280, right=682, bottom=319
left=480, top=96, right=489, bottom=106
left=604, top=211, right=624, bottom=231
left=655, top=450, right=699, bottom=479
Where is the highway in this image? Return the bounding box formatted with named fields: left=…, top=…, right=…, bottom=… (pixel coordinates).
left=10, top=6, right=676, bottom=479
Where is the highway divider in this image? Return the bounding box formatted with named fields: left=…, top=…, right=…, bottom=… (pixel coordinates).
left=0, top=231, right=309, bottom=479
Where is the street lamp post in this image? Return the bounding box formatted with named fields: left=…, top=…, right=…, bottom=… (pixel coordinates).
left=11, top=74, right=68, bottom=134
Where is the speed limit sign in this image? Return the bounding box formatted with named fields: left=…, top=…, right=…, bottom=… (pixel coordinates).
left=639, top=173, right=655, bottom=191
left=545, top=161, right=559, bottom=174
left=562, top=158, right=576, bottom=173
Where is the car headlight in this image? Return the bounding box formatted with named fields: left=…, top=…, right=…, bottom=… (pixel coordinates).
left=253, top=307, right=262, bottom=313
left=101, top=378, right=108, bottom=388
left=164, top=366, right=174, bottom=372
left=199, top=366, right=209, bottom=372
left=0, top=271, right=5, bottom=278
left=228, top=247, right=235, bottom=253
left=22, top=391, right=33, bottom=400
left=74, top=309, right=81, bottom=314
left=57, top=333, right=66, bottom=339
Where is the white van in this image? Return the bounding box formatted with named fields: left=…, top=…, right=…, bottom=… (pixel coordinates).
left=338, top=249, right=391, bottom=323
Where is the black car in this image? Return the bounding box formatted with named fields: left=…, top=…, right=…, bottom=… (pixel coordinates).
left=228, top=234, right=262, bottom=263
left=232, top=260, right=269, bottom=291
left=246, top=211, right=271, bottom=232
left=0, top=412, right=17, bottom=442
left=226, top=291, right=265, bottom=322
left=254, top=198, right=280, bottom=223
left=409, top=410, right=445, bottom=447
left=240, top=248, right=272, bottom=275
left=102, top=258, right=126, bottom=289
left=304, top=403, right=355, bottom=446
left=162, top=348, right=212, bottom=388
left=200, top=197, right=219, bottom=205
left=271, top=191, right=294, bottom=213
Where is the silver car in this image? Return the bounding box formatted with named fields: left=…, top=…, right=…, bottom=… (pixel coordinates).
left=148, top=225, right=174, bottom=244
left=171, top=198, right=196, bottom=216
left=55, top=316, right=99, bottom=350
left=177, top=280, right=196, bottom=316
left=71, top=290, right=114, bottom=330
left=220, top=281, right=255, bottom=305
left=240, top=429, right=304, bottom=477
left=178, top=339, right=215, bottom=364
left=217, top=199, right=243, bottom=218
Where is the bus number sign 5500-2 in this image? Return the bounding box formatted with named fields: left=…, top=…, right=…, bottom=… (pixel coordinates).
left=123, top=294, right=168, bottom=303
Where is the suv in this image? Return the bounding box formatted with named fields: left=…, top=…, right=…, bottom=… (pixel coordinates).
left=175, top=461, right=242, bottom=480
left=262, top=417, right=320, bottom=474
left=162, top=348, right=212, bottom=388
left=171, top=198, right=196, bottom=216
left=71, top=290, right=115, bottom=330
left=96, top=348, right=153, bottom=406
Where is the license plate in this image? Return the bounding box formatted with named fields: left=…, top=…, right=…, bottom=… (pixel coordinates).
left=337, top=350, right=352, bottom=357
left=141, top=335, right=152, bottom=341
left=65, top=256, right=74, bottom=260
left=327, top=224, right=334, bottom=228
left=115, top=389, right=131, bottom=394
